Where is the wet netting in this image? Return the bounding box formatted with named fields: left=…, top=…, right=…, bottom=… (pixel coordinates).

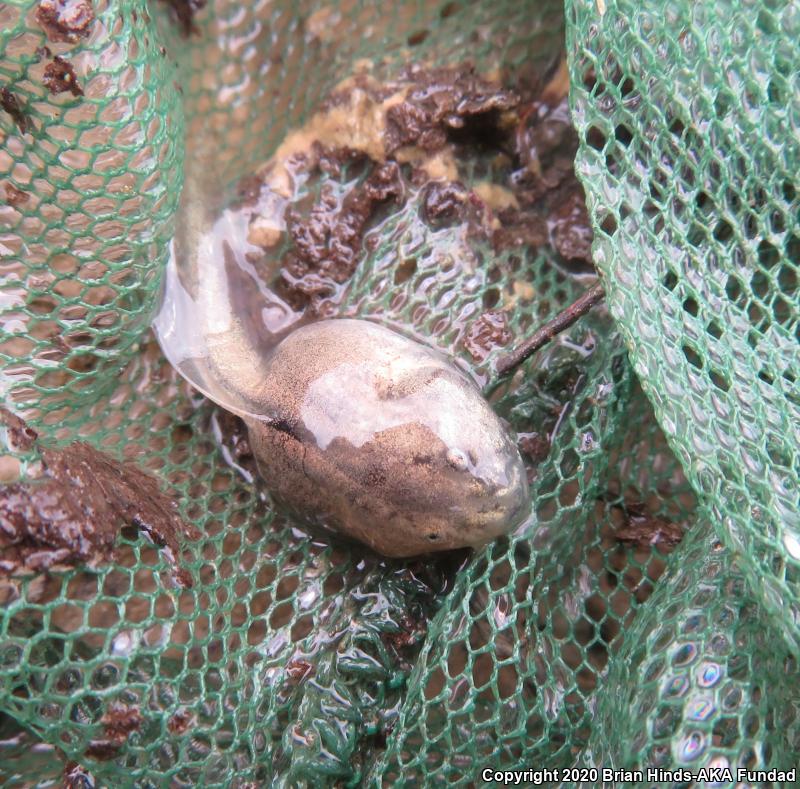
left=1, top=0, right=799, bottom=786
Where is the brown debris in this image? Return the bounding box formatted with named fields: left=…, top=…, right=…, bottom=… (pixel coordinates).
left=214, top=410, right=254, bottom=468
left=4, top=182, right=29, bottom=207
left=43, top=56, right=83, bottom=97
left=613, top=501, right=684, bottom=551
left=279, top=160, right=403, bottom=310
left=167, top=708, right=194, bottom=735
left=421, top=180, right=471, bottom=227
left=241, top=60, right=595, bottom=323
left=35, top=0, right=95, bottom=44
left=0, top=408, right=38, bottom=452
left=157, top=0, right=207, bottom=37
left=63, top=762, right=95, bottom=789
left=463, top=310, right=512, bottom=361
left=84, top=703, right=142, bottom=760
left=518, top=432, right=550, bottom=464
left=383, top=613, right=425, bottom=652
left=1, top=87, right=30, bottom=134
left=549, top=188, right=593, bottom=261
left=383, top=65, right=519, bottom=154
left=285, top=658, right=314, bottom=684
left=0, top=408, right=198, bottom=581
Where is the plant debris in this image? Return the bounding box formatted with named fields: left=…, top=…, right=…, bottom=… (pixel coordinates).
left=518, top=432, right=550, bottom=463
left=0, top=408, right=198, bottom=584
left=42, top=56, right=83, bottom=97
left=35, top=0, right=95, bottom=44
left=0, top=87, right=30, bottom=134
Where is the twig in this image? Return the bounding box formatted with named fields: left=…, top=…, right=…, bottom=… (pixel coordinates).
left=494, top=280, right=605, bottom=377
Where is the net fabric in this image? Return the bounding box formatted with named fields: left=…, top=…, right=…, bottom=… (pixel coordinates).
left=567, top=0, right=800, bottom=653
left=0, top=1, right=799, bottom=787
left=1, top=0, right=184, bottom=417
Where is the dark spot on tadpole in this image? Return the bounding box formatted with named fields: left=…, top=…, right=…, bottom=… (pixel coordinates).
left=267, top=417, right=300, bottom=441
left=364, top=466, right=387, bottom=487
left=42, top=56, right=83, bottom=97
left=407, top=29, right=429, bottom=46
left=35, top=0, right=95, bottom=43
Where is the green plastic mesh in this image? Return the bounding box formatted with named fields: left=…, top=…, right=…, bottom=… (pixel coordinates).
left=0, top=0, right=798, bottom=786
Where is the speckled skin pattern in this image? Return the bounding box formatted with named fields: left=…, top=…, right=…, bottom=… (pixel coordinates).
left=244, top=319, right=530, bottom=557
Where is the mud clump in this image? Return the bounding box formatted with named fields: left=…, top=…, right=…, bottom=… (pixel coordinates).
left=35, top=0, right=95, bottom=43
left=238, top=59, right=595, bottom=320
left=42, top=56, right=83, bottom=97
left=547, top=189, right=593, bottom=262
left=379, top=65, right=519, bottom=153
left=0, top=408, right=198, bottom=583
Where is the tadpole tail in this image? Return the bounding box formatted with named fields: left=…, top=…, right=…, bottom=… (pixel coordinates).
left=152, top=169, right=296, bottom=422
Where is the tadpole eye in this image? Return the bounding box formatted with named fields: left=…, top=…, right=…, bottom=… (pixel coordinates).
left=428, top=533, right=439, bottom=541
left=446, top=448, right=469, bottom=471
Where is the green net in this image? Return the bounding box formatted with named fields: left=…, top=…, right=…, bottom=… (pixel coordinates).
left=1, top=0, right=798, bottom=786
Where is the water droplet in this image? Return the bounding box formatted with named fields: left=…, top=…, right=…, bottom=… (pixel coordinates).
left=680, top=730, right=705, bottom=761
left=298, top=585, right=318, bottom=609
left=111, top=630, right=137, bottom=656
left=686, top=697, right=715, bottom=721
left=672, top=642, right=698, bottom=666
left=784, top=531, right=800, bottom=560
left=664, top=674, right=689, bottom=698
left=697, top=661, right=722, bottom=687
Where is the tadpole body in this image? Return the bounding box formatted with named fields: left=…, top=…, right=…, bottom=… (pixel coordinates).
left=244, top=319, right=530, bottom=557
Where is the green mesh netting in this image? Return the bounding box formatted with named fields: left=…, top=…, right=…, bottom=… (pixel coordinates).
left=1, top=0, right=799, bottom=786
